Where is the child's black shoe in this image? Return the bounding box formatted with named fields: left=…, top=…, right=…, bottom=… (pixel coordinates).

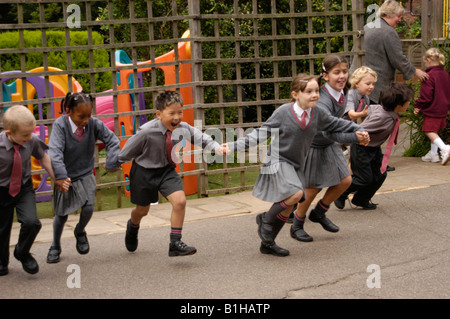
left=125, top=219, right=139, bottom=252
left=259, top=242, right=289, bottom=257
left=74, top=226, right=90, bottom=255
left=169, top=240, right=197, bottom=257
left=14, top=246, right=39, bottom=275
left=309, top=209, right=339, bottom=232
left=351, top=198, right=377, bottom=210
left=0, top=263, right=8, bottom=276
left=47, top=246, right=61, bottom=263
left=290, top=226, right=313, bottom=242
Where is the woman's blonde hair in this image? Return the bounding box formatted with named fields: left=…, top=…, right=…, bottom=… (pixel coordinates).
left=378, top=0, right=405, bottom=18
left=2, top=105, right=36, bottom=133
left=349, top=66, right=378, bottom=88
left=423, top=48, right=445, bottom=66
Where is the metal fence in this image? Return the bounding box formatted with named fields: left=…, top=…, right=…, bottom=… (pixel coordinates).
left=0, top=0, right=365, bottom=209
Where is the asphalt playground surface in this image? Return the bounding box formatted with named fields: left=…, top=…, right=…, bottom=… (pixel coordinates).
left=1, top=156, right=449, bottom=305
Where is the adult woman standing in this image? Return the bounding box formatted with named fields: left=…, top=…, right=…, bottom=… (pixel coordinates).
left=360, top=0, right=428, bottom=104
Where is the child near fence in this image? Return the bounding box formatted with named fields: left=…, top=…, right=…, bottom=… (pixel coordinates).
left=47, top=92, right=121, bottom=263
left=414, top=48, right=450, bottom=165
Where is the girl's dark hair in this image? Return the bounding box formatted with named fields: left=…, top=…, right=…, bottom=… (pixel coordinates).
left=60, top=91, right=93, bottom=114
left=380, top=82, right=414, bottom=111
left=319, top=54, right=350, bottom=94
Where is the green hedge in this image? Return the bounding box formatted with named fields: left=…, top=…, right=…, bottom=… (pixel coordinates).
left=0, top=30, right=111, bottom=93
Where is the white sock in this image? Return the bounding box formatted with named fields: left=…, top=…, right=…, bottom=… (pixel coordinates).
left=433, top=138, right=447, bottom=152
left=430, top=143, right=438, bottom=154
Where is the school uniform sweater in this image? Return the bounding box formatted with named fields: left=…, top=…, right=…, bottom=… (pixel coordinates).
left=414, top=65, right=450, bottom=118
left=311, top=85, right=353, bottom=148
left=360, top=103, right=398, bottom=147
left=49, top=116, right=120, bottom=181
left=229, top=102, right=361, bottom=202
left=229, top=102, right=361, bottom=172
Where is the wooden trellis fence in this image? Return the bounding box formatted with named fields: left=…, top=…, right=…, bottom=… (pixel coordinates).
left=0, top=0, right=382, bottom=210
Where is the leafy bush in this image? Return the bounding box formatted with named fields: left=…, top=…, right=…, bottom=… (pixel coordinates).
left=0, top=30, right=111, bottom=93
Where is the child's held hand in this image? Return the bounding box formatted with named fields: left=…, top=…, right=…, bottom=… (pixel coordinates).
left=216, top=144, right=230, bottom=155
left=356, top=131, right=370, bottom=146
left=55, top=177, right=71, bottom=194
left=105, top=166, right=120, bottom=173
left=361, top=105, right=369, bottom=117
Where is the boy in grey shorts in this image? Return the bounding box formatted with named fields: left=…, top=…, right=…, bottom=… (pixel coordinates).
left=119, top=91, right=227, bottom=256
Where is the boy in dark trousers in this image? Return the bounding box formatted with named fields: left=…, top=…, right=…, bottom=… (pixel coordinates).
left=0, top=105, right=67, bottom=276
left=334, top=82, right=414, bottom=210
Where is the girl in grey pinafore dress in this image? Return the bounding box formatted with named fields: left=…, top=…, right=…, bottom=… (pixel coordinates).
left=292, top=55, right=359, bottom=243
left=47, top=92, right=120, bottom=263
left=228, top=74, right=362, bottom=256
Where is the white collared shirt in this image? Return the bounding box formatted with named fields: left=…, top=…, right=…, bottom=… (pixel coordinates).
left=324, top=82, right=344, bottom=102
left=67, top=115, right=83, bottom=134
left=293, top=101, right=311, bottom=123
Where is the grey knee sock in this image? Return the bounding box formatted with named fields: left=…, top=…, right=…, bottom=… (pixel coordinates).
left=75, top=204, right=94, bottom=234
left=52, top=215, right=68, bottom=248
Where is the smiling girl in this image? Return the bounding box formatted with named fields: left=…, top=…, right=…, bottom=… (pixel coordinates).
left=225, top=73, right=368, bottom=256
left=291, top=55, right=369, bottom=243
left=47, top=92, right=120, bottom=263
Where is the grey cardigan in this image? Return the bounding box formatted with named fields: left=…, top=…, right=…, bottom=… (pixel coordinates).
left=362, top=18, right=416, bottom=103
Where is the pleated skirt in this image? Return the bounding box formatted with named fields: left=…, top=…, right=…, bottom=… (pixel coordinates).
left=304, top=142, right=350, bottom=189
left=252, top=161, right=305, bottom=203
left=53, top=173, right=96, bottom=216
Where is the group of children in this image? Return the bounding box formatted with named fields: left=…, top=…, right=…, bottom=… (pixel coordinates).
left=1, top=47, right=448, bottom=276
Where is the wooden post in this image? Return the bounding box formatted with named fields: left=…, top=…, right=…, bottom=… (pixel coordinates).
left=421, top=0, right=444, bottom=46
left=188, top=0, right=207, bottom=197
left=351, top=0, right=365, bottom=69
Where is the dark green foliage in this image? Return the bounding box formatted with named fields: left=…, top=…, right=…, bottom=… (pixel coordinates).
left=0, top=30, right=111, bottom=93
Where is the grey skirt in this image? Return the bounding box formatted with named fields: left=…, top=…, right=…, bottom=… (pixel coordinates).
left=252, top=161, right=305, bottom=203
left=304, top=142, right=350, bottom=189
left=53, top=173, right=96, bottom=216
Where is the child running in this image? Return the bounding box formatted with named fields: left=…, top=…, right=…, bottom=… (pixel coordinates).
left=414, top=48, right=450, bottom=165
left=118, top=90, right=227, bottom=257
left=334, top=82, right=414, bottom=210
left=291, top=55, right=363, bottom=242
left=224, top=73, right=369, bottom=256
left=344, top=66, right=377, bottom=123
left=47, top=92, right=121, bottom=263
left=0, top=105, right=62, bottom=275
